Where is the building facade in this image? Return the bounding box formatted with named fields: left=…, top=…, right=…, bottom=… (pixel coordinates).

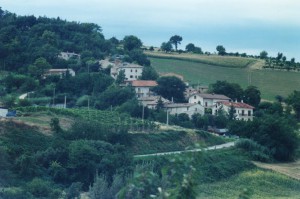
left=164, top=103, right=204, bottom=118
left=131, top=80, right=157, bottom=98
left=216, top=101, right=254, bottom=121
left=188, top=93, right=230, bottom=115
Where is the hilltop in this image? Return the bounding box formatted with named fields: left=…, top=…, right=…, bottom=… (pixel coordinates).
left=145, top=51, right=258, bottom=68
left=147, top=51, right=300, bottom=100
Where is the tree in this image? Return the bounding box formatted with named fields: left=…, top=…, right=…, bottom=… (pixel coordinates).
left=259, top=51, right=268, bottom=59
left=210, top=81, right=243, bottom=101
left=140, top=66, right=159, bottom=80
left=243, top=86, right=261, bottom=107
left=28, top=57, right=52, bottom=78
left=286, top=90, right=300, bottom=120
left=161, top=42, right=173, bottom=53
left=123, top=35, right=142, bottom=51
left=185, top=43, right=196, bottom=52
left=169, top=35, right=182, bottom=51
left=216, top=45, right=226, bottom=56
left=115, top=70, right=126, bottom=85
left=152, top=76, right=186, bottom=102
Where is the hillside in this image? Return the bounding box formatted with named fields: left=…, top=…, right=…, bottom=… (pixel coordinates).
left=145, top=51, right=257, bottom=68
left=149, top=56, right=300, bottom=100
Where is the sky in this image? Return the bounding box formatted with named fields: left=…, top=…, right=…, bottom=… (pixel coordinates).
left=2, top=0, right=300, bottom=60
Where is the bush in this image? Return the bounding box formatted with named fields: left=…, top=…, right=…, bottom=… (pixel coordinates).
left=26, top=178, right=61, bottom=198
left=235, top=139, right=272, bottom=162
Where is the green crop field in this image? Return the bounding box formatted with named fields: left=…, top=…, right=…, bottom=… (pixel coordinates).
left=197, top=169, right=300, bottom=199
left=145, top=51, right=257, bottom=68
left=150, top=57, right=300, bottom=100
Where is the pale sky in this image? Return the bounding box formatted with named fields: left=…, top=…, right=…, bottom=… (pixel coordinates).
left=2, top=0, right=300, bottom=59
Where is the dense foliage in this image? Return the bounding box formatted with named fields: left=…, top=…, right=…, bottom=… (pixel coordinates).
left=0, top=119, right=133, bottom=197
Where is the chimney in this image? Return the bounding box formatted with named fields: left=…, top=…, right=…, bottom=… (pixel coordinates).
left=241, top=100, right=244, bottom=103
left=235, top=99, right=237, bottom=103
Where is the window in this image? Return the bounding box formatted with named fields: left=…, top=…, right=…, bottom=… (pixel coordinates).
left=130, top=69, right=132, bottom=72
left=130, top=75, right=133, bottom=78
left=205, top=102, right=208, bottom=107
left=242, top=110, right=245, bottom=116
left=194, top=96, right=196, bottom=99
left=248, top=110, right=251, bottom=116
left=135, top=69, right=137, bottom=72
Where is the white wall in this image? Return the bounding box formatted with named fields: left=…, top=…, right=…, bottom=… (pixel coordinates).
left=123, top=68, right=142, bottom=81
left=135, top=87, right=151, bottom=98
left=166, top=104, right=204, bottom=118
left=0, top=108, right=8, bottom=117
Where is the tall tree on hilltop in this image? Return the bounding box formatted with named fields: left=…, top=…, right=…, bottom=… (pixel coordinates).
left=123, top=35, right=142, bottom=51
left=216, top=45, right=226, bottom=56
left=169, top=35, right=182, bottom=51
left=161, top=41, right=173, bottom=53
left=259, top=51, right=268, bottom=59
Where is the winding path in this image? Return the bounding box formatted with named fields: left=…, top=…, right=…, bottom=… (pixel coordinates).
left=134, top=141, right=235, bottom=158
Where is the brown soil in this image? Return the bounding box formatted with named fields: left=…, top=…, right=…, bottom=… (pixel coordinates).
left=253, top=160, right=300, bottom=180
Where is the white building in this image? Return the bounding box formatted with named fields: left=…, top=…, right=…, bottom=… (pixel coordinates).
left=216, top=101, right=254, bottom=121
left=58, top=52, right=80, bottom=60
left=188, top=93, right=230, bottom=114
left=138, top=96, right=170, bottom=109
left=0, top=107, right=8, bottom=117
left=44, top=69, right=76, bottom=78
left=164, top=103, right=204, bottom=118
left=111, top=62, right=143, bottom=81
left=131, top=80, right=157, bottom=98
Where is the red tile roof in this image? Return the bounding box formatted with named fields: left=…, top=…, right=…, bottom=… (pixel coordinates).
left=220, top=101, right=254, bottom=109
left=131, top=80, right=158, bottom=87
left=196, top=93, right=231, bottom=100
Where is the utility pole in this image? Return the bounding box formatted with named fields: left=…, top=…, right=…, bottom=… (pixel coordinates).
left=142, top=105, right=145, bottom=132
left=166, top=109, right=169, bottom=126
left=88, top=96, right=90, bottom=120
left=52, top=88, right=55, bottom=106
left=64, top=95, right=67, bottom=108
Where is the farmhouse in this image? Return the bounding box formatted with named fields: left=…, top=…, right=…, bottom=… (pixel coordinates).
left=44, top=69, right=76, bottom=78
left=188, top=93, right=230, bottom=114
left=138, top=96, right=170, bottom=109
left=110, top=62, right=143, bottom=81
left=58, top=52, right=80, bottom=60
left=185, top=85, right=209, bottom=99
left=164, top=103, right=204, bottom=118
left=216, top=101, right=254, bottom=121
left=130, top=80, right=158, bottom=98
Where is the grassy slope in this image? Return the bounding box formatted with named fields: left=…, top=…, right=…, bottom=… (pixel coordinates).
left=145, top=51, right=256, bottom=68
left=197, top=169, right=300, bottom=199
left=150, top=57, right=300, bottom=100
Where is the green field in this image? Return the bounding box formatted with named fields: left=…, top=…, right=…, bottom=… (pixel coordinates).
left=197, top=169, right=300, bottom=199
left=145, top=51, right=257, bottom=68
left=150, top=57, right=300, bottom=100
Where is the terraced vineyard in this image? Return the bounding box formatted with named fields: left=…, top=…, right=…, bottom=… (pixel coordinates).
left=16, top=107, right=159, bottom=132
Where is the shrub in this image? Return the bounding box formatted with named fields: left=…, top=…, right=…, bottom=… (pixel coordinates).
left=235, top=139, right=272, bottom=162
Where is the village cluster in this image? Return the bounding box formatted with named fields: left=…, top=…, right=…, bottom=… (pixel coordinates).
left=38, top=52, right=255, bottom=121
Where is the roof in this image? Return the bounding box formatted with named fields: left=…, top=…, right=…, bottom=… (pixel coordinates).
left=220, top=101, right=254, bottom=109
left=194, top=93, right=231, bottom=100
left=118, top=63, right=143, bottom=68
left=164, top=103, right=199, bottom=108
left=131, top=80, right=158, bottom=87
left=48, top=69, right=73, bottom=72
